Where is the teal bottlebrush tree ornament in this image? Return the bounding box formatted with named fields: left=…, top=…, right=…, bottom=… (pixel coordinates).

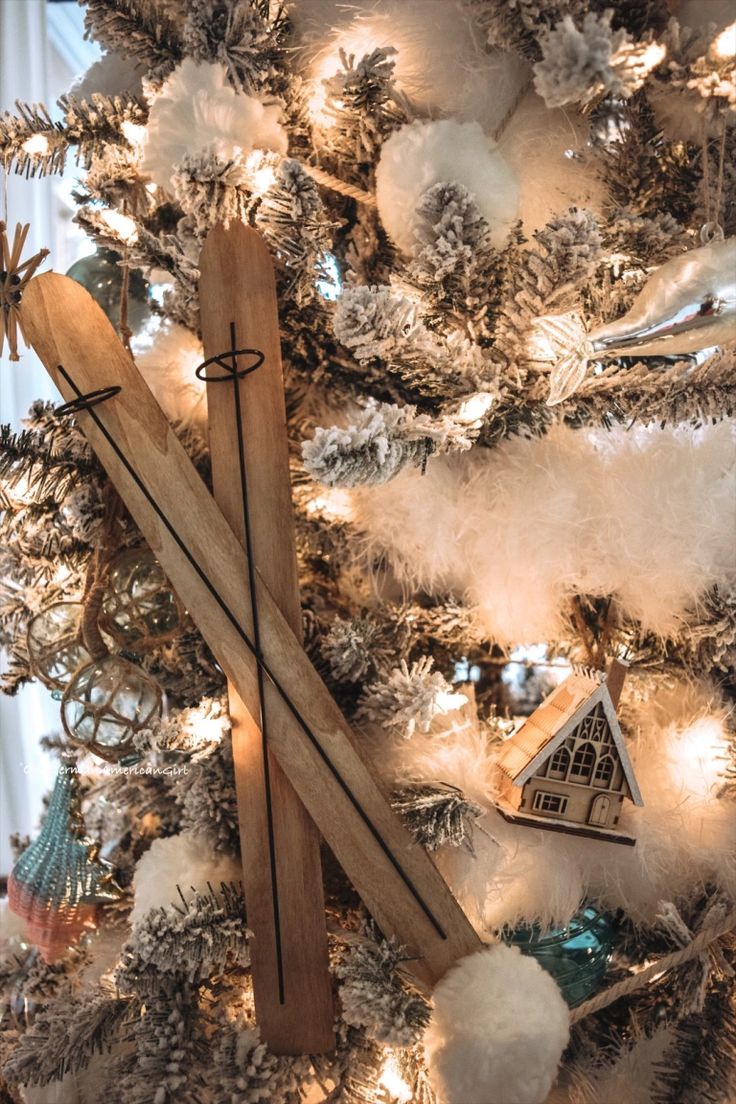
left=7, top=762, right=121, bottom=961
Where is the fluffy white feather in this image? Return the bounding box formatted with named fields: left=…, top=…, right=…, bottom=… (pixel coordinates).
left=142, top=59, right=288, bottom=191
left=375, top=119, right=519, bottom=253
left=352, top=420, right=736, bottom=642
left=133, top=320, right=206, bottom=428
left=131, top=831, right=241, bottom=924
left=425, top=943, right=569, bottom=1104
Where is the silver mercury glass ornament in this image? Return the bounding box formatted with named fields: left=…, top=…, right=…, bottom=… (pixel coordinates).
left=547, top=236, right=736, bottom=406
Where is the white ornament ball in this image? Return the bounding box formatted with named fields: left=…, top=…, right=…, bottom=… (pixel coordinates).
left=142, top=59, right=288, bottom=192
left=375, top=119, right=519, bottom=253
left=131, top=831, right=241, bottom=924
left=425, top=943, right=570, bottom=1104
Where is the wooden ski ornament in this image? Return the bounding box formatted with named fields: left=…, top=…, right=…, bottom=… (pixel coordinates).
left=21, top=272, right=483, bottom=988
left=199, top=224, right=333, bottom=1053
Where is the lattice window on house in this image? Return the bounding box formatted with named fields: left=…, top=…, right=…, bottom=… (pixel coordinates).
left=533, top=791, right=568, bottom=815
left=593, top=754, right=614, bottom=789
left=547, top=745, right=571, bottom=780
left=570, top=741, right=596, bottom=782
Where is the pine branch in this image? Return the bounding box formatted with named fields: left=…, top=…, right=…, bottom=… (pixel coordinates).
left=181, top=0, right=290, bottom=95
left=2, top=995, right=132, bottom=1088
left=0, top=94, right=147, bottom=177
left=392, top=782, right=483, bottom=852
left=116, top=882, right=249, bottom=994
left=115, top=984, right=206, bottom=1104
left=335, top=929, right=430, bottom=1047
left=83, top=0, right=183, bottom=81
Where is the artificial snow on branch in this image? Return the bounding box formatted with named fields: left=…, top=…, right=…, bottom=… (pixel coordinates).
left=357, top=657, right=468, bottom=739
left=302, top=396, right=491, bottom=488
left=0, top=93, right=148, bottom=177
left=533, top=11, right=665, bottom=109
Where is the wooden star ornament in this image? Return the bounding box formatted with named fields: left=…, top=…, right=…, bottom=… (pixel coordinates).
left=1, top=221, right=49, bottom=361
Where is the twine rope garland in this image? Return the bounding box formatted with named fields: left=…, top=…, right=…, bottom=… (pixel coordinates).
left=570, top=907, right=736, bottom=1023
left=301, top=162, right=377, bottom=207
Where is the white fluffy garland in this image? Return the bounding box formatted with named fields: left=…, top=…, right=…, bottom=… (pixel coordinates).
left=375, top=119, right=519, bottom=253
left=131, top=831, right=241, bottom=923
left=425, top=943, right=569, bottom=1104
left=142, top=59, right=288, bottom=191
left=351, top=420, right=736, bottom=642
left=380, top=677, right=736, bottom=930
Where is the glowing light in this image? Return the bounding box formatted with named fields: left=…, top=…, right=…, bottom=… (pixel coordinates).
left=52, top=563, right=72, bottom=587
left=244, top=150, right=276, bottom=196
left=308, top=27, right=387, bottom=127
left=306, top=488, right=354, bottom=521
left=22, top=133, right=50, bottom=156
left=667, top=716, right=729, bottom=798
left=455, top=391, right=494, bottom=424
left=99, top=209, right=138, bottom=244
left=712, top=21, right=736, bottom=60
left=180, top=700, right=229, bottom=749
left=121, top=120, right=147, bottom=148
left=637, top=41, right=667, bottom=72
left=378, top=1054, right=412, bottom=1104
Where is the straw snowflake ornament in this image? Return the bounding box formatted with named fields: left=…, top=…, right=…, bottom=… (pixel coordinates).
left=0, top=221, right=49, bottom=361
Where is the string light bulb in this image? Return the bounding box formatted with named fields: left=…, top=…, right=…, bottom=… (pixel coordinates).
left=22, top=133, right=50, bottom=156
left=98, top=209, right=139, bottom=245
left=712, top=21, right=736, bottom=61
left=121, top=120, right=147, bottom=149
left=377, top=1053, right=412, bottom=1104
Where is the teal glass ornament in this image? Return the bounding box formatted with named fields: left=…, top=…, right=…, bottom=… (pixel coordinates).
left=504, top=904, right=614, bottom=1007
left=66, top=248, right=151, bottom=333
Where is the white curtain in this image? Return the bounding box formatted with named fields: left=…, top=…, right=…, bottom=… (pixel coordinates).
left=0, top=1, right=97, bottom=876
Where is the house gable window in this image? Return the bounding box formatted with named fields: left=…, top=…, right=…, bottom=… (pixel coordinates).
left=570, top=741, right=596, bottom=783
left=533, top=791, right=568, bottom=815
left=593, top=755, right=614, bottom=789
left=547, top=746, right=571, bottom=780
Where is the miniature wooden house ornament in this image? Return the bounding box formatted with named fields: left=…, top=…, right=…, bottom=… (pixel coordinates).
left=495, top=659, right=643, bottom=845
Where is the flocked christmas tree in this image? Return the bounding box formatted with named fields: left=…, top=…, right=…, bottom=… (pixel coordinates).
left=1, top=2, right=736, bottom=1102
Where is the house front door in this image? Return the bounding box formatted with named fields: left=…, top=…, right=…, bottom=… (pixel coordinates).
left=588, top=794, right=610, bottom=827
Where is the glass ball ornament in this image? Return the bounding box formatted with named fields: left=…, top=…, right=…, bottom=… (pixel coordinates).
left=66, top=248, right=151, bottom=333
left=61, top=654, right=162, bottom=763
left=504, top=904, right=614, bottom=1007
left=99, top=547, right=186, bottom=650
left=27, top=602, right=92, bottom=695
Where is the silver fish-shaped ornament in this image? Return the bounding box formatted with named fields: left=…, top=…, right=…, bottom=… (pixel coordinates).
left=547, top=237, right=736, bottom=406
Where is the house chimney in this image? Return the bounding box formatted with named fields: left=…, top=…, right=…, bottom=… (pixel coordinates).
left=606, top=657, right=628, bottom=709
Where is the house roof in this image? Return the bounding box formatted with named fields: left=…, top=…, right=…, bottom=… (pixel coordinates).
left=496, top=668, right=644, bottom=806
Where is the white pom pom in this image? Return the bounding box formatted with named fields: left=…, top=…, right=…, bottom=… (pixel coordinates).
left=142, top=59, right=288, bottom=191
left=426, top=944, right=569, bottom=1104
left=71, top=52, right=147, bottom=100
left=131, top=832, right=241, bottom=924
left=133, top=321, right=206, bottom=429
left=375, top=119, right=518, bottom=253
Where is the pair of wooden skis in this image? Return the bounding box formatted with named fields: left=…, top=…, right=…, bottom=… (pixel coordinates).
left=21, top=223, right=482, bottom=1054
